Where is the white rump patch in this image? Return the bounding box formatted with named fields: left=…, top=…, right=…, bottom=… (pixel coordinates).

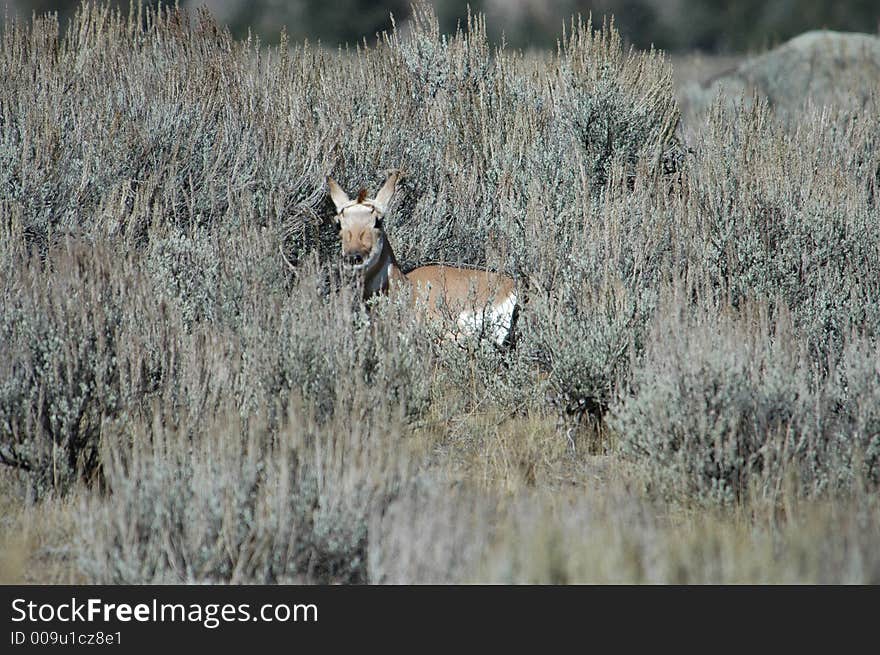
left=455, top=292, right=517, bottom=346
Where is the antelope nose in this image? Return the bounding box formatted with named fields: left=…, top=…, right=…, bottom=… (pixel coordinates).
left=346, top=253, right=364, bottom=266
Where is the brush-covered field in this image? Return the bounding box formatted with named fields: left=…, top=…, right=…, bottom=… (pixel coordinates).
left=1, top=2, right=879, bottom=584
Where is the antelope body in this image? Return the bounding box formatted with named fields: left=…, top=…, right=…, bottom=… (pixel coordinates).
left=327, top=172, right=518, bottom=346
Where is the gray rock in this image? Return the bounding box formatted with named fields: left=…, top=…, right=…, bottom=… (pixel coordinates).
left=682, top=30, right=880, bottom=120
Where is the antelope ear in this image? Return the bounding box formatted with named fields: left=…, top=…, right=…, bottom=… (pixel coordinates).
left=373, top=170, right=401, bottom=214
left=326, top=176, right=350, bottom=214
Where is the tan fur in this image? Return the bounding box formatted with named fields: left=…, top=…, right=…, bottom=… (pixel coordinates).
left=405, top=265, right=515, bottom=318
left=326, top=172, right=518, bottom=344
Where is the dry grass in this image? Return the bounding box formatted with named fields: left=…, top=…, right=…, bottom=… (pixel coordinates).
left=0, top=470, right=85, bottom=584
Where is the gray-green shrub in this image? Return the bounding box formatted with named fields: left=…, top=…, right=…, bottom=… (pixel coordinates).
left=2, top=3, right=880, bottom=589
left=79, top=392, right=413, bottom=583
left=614, top=296, right=880, bottom=504
left=1, top=1, right=682, bottom=493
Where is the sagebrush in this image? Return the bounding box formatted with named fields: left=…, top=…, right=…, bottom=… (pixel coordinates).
left=1, top=2, right=879, bottom=583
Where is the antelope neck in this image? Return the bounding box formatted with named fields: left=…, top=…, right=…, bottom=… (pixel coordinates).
left=359, top=229, right=407, bottom=300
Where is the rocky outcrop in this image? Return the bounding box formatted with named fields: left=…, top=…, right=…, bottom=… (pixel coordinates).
left=682, top=30, right=880, bottom=118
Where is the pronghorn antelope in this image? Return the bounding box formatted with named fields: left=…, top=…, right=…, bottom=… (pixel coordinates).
left=327, top=171, right=518, bottom=346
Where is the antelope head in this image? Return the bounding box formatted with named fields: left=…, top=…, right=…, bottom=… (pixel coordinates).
left=326, top=171, right=400, bottom=277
